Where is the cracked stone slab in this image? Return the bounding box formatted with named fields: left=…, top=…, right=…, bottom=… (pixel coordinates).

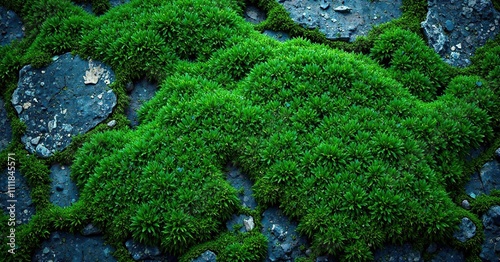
left=11, top=53, right=116, bottom=158
left=0, top=168, right=35, bottom=225
left=49, top=164, right=79, bottom=207
left=421, top=0, right=500, bottom=67
left=277, top=0, right=402, bottom=42
left=0, top=6, right=25, bottom=46
left=0, top=98, right=12, bottom=151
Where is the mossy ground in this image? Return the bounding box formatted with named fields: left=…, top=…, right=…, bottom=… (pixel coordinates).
left=1, top=0, right=500, bottom=261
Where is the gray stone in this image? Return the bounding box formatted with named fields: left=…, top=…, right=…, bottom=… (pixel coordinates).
left=461, top=199, right=471, bottom=210
left=107, top=120, right=117, bottom=127
left=453, top=217, right=476, bottom=243
left=33, top=232, right=116, bottom=262
left=278, top=0, right=402, bottom=42
left=0, top=7, right=25, bottom=46
left=244, top=216, right=255, bottom=231
left=244, top=5, right=266, bottom=24
left=226, top=214, right=251, bottom=233
left=125, top=81, right=135, bottom=93
left=421, top=0, right=500, bottom=67
left=262, top=207, right=309, bottom=261
left=481, top=206, right=500, bottom=261
left=480, top=161, right=500, bottom=194
left=82, top=223, right=102, bottom=236
left=464, top=172, right=484, bottom=198
left=49, top=164, right=79, bottom=207
left=126, top=79, right=157, bottom=128
left=12, top=53, right=116, bottom=157
left=333, top=6, right=352, bottom=13
left=0, top=98, right=12, bottom=151
left=226, top=165, right=257, bottom=209
left=192, top=250, right=216, bottom=262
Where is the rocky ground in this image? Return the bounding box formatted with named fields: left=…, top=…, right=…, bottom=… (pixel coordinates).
left=2, top=0, right=500, bottom=261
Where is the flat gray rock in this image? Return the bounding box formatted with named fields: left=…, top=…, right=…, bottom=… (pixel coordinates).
left=421, top=0, right=500, bottom=67
left=49, top=164, right=79, bottom=207
left=11, top=53, right=116, bottom=158
left=32, top=231, right=116, bottom=262
left=0, top=168, right=35, bottom=225
left=0, top=7, right=24, bottom=46
left=481, top=206, right=500, bottom=261
left=277, top=0, right=402, bottom=42
left=0, top=98, right=12, bottom=151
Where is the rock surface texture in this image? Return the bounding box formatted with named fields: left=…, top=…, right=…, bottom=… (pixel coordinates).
left=421, top=0, right=500, bottom=67
left=0, top=98, right=12, bottom=151
left=126, top=79, right=157, bottom=128
left=33, top=231, right=116, bottom=262
left=0, top=168, right=35, bottom=225
left=11, top=53, right=116, bottom=158
left=465, top=160, right=500, bottom=198
left=192, top=250, right=217, bottom=262
left=277, top=0, right=402, bottom=41
left=453, top=217, right=477, bottom=242
left=481, top=206, right=500, bottom=261
left=49, top=164, right=79, bottom=207
left=261, top=207, right=309, bottom=261
left=0, top=7, right=24, bottom=46
left=226, top=165, right=257, bottom=209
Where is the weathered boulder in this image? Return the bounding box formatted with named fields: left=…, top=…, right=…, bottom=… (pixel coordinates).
left=11, top=53, right=116, bottom=158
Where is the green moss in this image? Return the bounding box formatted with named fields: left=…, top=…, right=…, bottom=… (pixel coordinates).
left=1, top=0, right=500, bottom=260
